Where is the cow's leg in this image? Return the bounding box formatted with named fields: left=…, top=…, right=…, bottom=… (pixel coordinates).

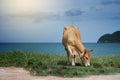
left=74, top=55, right=76, bottom=63
left=67, top=46, right=75, bottom=66
left=65, top=48, right=70, bottom=65
left=72, top=49, right=77, bottom=64
left=71, top=55, right=75, bottom=66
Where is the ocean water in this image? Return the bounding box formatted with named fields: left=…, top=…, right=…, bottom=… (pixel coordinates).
left=0, top=43, right=120, bottom=56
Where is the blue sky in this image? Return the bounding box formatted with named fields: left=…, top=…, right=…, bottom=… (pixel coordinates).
left=0, top=0, right=120, bottom=42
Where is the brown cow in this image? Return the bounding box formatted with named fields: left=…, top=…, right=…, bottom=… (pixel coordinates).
left=62, top=25, right=93, bottom=66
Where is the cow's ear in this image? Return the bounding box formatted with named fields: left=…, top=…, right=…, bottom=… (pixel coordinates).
left=90, top=49, right=93, bottom=52
left=64, top=27, right=67, bottom=30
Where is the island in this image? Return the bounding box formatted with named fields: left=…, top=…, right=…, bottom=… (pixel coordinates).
left=97, top=31, right=120, bottom=43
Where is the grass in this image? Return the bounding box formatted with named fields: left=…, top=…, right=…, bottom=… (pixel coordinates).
left=0, top=51, right=120, bottom=77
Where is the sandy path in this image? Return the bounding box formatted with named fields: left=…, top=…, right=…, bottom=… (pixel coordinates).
left=0, top=67, right=120, bottom=80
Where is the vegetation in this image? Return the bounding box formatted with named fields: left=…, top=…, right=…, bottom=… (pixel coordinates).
left=97, top=31, right=120, bottom=43
left=0, top=51, right=120, bottom=77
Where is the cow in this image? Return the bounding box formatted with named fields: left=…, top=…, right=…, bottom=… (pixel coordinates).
left=62, top=25, right=93, bottom=66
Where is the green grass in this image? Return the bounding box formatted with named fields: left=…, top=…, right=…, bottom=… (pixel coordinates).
left=0, top=51, right=120, bottom=77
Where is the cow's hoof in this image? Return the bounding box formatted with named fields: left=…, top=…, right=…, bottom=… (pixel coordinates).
left=72, top=63, right=75, bottom=66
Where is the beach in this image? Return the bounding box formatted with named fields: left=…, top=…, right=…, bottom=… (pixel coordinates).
left=0, top=67, right=120, bottom=80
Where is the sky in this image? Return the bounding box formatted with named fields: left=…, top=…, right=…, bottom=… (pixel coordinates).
left=0, top=0, right=120, bottom=43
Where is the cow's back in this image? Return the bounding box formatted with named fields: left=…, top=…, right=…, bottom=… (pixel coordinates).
left=62, top=25, right=85, bottom=53
left=62, top=26, right=77, bottom=46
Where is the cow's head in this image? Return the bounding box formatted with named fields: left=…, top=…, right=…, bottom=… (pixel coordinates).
left=81, top=49, right=93, bottom=67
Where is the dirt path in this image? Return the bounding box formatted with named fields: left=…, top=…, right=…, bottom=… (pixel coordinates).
left=0, top=67, right=120, bottom=80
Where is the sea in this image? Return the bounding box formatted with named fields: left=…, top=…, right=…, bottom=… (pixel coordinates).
left=0, top=43, right=120, bottom=56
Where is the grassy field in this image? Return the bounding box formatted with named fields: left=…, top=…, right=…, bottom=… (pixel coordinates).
left=0, top=51, right=120, bottom=77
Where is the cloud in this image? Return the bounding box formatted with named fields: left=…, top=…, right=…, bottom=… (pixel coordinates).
left=0, top=12, right=58, bottom=23
left=108, top=16, right=120, bottom=20
left=101, top=0, right=120, bottom=5
left=89, top=6, right=103, bottom=12
left=65, top=9, right=84, bottom=17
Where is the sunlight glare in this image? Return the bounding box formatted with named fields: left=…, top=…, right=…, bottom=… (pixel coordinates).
left=7, top=0, right=49, bottom=13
